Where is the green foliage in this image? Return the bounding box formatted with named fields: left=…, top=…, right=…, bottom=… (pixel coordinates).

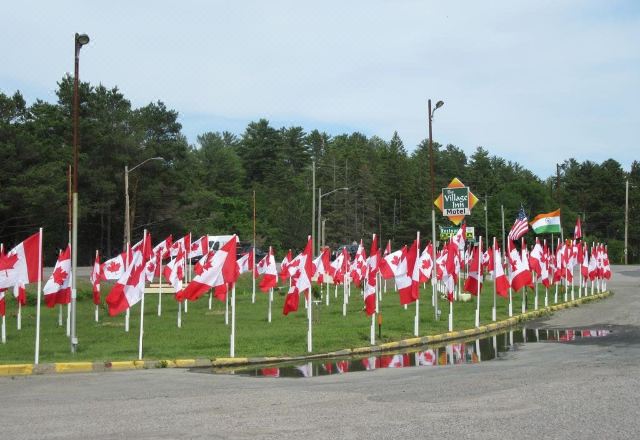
left=0, top=81, right=636, bottom=264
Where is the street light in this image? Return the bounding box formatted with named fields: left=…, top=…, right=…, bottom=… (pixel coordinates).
left=428, top=98, right=444, bottom=321
left=70, top=32, right=90, bottom=353
left=318, top=187, right=349, bottom=251
left=124, top=157, right=165, bottom=246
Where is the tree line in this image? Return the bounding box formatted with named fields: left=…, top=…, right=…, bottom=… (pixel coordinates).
left=1, top=77, right=637, bottom=265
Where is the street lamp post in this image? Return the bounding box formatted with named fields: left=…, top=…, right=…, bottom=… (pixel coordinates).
left=124, top=157, right=165, bottom=246
left=70, top=32, right=90, bottom=353
left=318, top=187, right=349, bottom=252
left=428, top=99, right=444, bottom=321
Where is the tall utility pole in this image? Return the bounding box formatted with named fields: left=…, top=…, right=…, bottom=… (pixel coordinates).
left=70, top=32, right=90, bottom=354
left=484, top=194, right=489, bottom=246
left=428, top=99, right=444, bottom=320
left=625, top=178, right=629, bottom=264
left=312, top=159, right=316, bottom=256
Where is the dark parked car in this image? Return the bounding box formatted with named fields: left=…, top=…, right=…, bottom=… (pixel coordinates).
left=331, top=243, right=358, bottom=261
left=236, top=241, right=267, bottom=262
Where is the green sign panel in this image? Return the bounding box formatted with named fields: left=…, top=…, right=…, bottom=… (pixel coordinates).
left=442, top=187, right=470, bottom=216
left=439, top=226, right=475, bottom=242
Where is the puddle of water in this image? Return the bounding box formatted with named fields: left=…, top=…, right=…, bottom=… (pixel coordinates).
left=193, top=327, right=611, bottom=378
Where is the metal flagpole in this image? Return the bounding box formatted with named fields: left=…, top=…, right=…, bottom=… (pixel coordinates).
left=158, top=258, right=163, bottom=316
left=125, top=242, right=130, bottom=332
left=225, top=284, right=229, bottom=325
left=268, top=287, right=273, bottom=323
left=34, top=228, right=43, bottom=364
left=492, top=237, right=497, bottom=322
left=252, top=190, right=256, bottom=304
left=94, top=250, right=100, bottom=322
left=307, top=288, right=313, bottom=352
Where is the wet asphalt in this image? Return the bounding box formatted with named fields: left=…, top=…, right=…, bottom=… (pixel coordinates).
left=2, top=265, right=639, bottom=439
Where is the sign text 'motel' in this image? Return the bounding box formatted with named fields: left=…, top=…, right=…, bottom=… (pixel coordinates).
left=442, top=187, right=470, bottom=216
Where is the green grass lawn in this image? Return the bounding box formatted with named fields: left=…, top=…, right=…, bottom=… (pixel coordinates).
left=0, top=273, right=579, bottom=364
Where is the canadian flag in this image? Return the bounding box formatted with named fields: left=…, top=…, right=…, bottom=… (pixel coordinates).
left=379, top=248, right=403, bottom=280
left=145, top=236, right=173, bottom=281
left=507, top=240, right=533, bottom=292
left=190, top=251, right=228, bottom=302
left=363, top=235, right=379, bottom=316
left=487, top=243, right=510, bottom=297
left=163, top=247, right=186, bottom=298
left=463, top=242, right=483, bottom=296
left=194, top=251, right=211, bottom=276
left=43, top=245, right=72, bottom=308
left=181, top=235, right=239, bottom=302
left=602, top=246, right=611, bottom=280
left=540, top=242, right=551, bottom=288
left=131, top=231, right=153, bottom=261
left=329, top=247, right=349, bottom=284
left=283, top=237, right=313, bottom=315
left=574, top=217, right=582, bottom=240
left=350, top=240, right=367, bottom=288
left=0, top=231, right=42, bottom=289
left=105, top=250, right=146, bottom=316
left=169, top=234, right=191, bottom=258
left=279, top=249, right=293, bottom=280
left=257, top=246, right=278, bottom=292
left=312, top=247, right=332, bottom=284
left=14, top=281, right=26, bottom=305
left=588, top=244, right=598, bottom=280
left=396, top=241, right=419, bottom=305
left=528, top=239, right=544, bottom=277
left=189, top=235, right=208, bottom=259
left=384, top=240, right=391, bottom=257
left=90, top=251, right=102, bottom=305
left=416, top=242, right=434, bottom=283
left=101, top=251, right=129, bottom=281
left=236, top=252, right=254, bottom=275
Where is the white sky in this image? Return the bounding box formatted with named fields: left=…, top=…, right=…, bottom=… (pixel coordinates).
left=2, top=0, right=639, bottom=178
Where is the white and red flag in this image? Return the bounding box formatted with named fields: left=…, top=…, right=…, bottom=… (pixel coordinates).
left=350, top=240, right=367, bottom=288
left=363, top=235, right=379, bottom=316
left=43, top=245, right=71, bottom=308
left=101, top=251, right=130, bottom=281
left=0, top=231, right=42, bottom=289
left=145, top=236, right=173, bottom=281
left=489, top=243, right=510, bottom=297
left=0, top=288, right=5, bottom=317
left=312, top=247, right=332, bottom=284
left=90, top=251, right=102, bottom=305
left=189, top=235, right=208, bottom=259
left=602, top=246, right=611, bottom=280
left=329, top=247, right=349, bottom=284
left=236, top=252, right=254, bottom=275
left=279, top=249, right=293, bottom=280
left=463, top=243, right=484, bottom=295
left=507, top=240, right=533, bottom=292
left=106, top=250, right=146, bottom=316
left=397, top=241, right=419, bottom=305
left=181, top=236, right=239, bottom=302
left=580, top=242, right=589, bottom=280
left=416, top=242, right=434, bottom=283
left=169, top=234, right=191, bottom=258
left=574, top=217, right=582, bottom=241
left=379, top=247, right=403, bottom=280
left=163, top=247, right=186, bottom=298
left=283, top=237, right=313, bottom=315
left=257, top=246, right=278, bottom=292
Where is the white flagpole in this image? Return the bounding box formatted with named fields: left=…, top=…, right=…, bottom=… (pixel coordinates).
left=492, top=237, right=497, bottom=322
left=185, top=234, right=191, bottom=314
left=208, top=291, right=213, bottom=310
left=17, top=302, right=21, bottom=330
left=1, top=315, right=5, bottom=344
left=342, top=275, right=347, bottom=317
left=125, top=242, right=130, bottom=332
left=138, top=230, right=147, bottom=360
left=58, top=304, right=63, bottom=327
left=158, top=258, right=163, bottom=316
left=94, top=249, right=100, bottom=323
left=448, top=294, right=453, bottom=331
left=544, top=239, right=549, bottom=307
left=414, top=231, right=420, bottom=336
left=307, top=287, right=313, bottom=352
left=268, top=287, right=273, bottom=323
left=475, top=236, right=482, bottom=328
left=325, top=281, right=329, bottom=306
left=66, top=303, right=71, bottom=336
left=252, top=190, right=256, bottom=304
left=34, top=228, right=43, bottom=364
left=225, top=284, right=229, bottom=325
left=177, top=299, right=182, bottom=328
left=230, top=283, right=236, bottom=357
left=508, top=287, right=513, bottom=317
left=521, top=238, right=526, bottom=314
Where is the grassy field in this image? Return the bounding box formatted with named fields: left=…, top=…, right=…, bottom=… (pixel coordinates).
left=0, top=273, right=576, bottom=364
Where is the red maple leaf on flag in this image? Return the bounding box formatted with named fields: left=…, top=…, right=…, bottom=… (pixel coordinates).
left=203, top=256, right=213, bottom=272
left=191, top=242, right=199, bottom=251
left=0, top=253, right=18, bottom=272
left=176, top=266, right=184, bottom=280
left=391, top=255, right=400, bottom=266
left=106, top=261, right=121, bottom=273
left=421, top=260, right=431, bottom=270
left=52, top=266, right=68, bottom=285
left=146, top=261, right=156, bottom=272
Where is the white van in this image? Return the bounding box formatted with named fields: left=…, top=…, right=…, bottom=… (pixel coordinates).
left=207, top=235, right=236, bottom=251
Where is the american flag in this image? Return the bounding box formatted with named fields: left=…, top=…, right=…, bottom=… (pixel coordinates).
left=508, top=207, right=529, bottom=241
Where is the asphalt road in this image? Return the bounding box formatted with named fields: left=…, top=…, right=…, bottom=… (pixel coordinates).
left=2, top=265, right=639, bottom=440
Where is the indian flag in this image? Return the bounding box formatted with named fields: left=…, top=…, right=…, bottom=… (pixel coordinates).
left=530, top=209, right=562, bottom=234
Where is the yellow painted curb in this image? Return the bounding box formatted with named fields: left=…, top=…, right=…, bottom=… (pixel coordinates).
left=109, top=360, right=145, bottom=370
left=174, top=359, right=196, bottom=368
left=0, top=363, right=34, bottom=376
left=212, top=357, right=249, bottom=366
left=54, top=362, right=93, bottom=373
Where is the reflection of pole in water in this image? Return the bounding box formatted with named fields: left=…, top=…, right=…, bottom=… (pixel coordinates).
left=493, top=335, right=497, bottom=358
left=446, top=344, right=454, bottom=365
left=522, top=328, right=527, bottom=343
left=535, top=328, right=540, bottom=342
left=509, top=330, right=514, bottom=347
left=435, top=347, right=439, bottom=366
left=475, top=339, right=481, bottom=362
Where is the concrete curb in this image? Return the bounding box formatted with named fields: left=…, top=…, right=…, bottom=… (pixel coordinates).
left=0, top=291, right=610, bottom=376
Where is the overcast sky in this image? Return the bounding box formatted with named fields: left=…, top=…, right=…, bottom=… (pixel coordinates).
left=3, top=1, right=639, bottom=178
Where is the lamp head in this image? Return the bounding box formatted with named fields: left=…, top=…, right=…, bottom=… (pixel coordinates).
left=75, top=33, right=90, bottom=47
left=435, top=100, right=444, bottom=110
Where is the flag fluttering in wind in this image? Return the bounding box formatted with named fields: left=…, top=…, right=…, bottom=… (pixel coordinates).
left=508, top=207, right=529, bottom=241
left=507, top=239, right=533, bottom=291
left=90, top=251, right=102, bottom=305
left=257, top=246, right=278, bottom=292
left=188, top=235, right=208, bottom=259
left=279, top=249, right=293, bottom=280
left=101, top=251, right=130, bottom=281
left=43, top=245, right=71, bottom=308
left=163, top=246, right=186, bottom=298
left=463, top=243, right=483, bottom=296
left=106, top=250, right=146, bottom=316
left=574, top=217, right=582, bottom=240
left=363, top=235, right=378, bottom=316
left=0, top=231, right=42, bottom=289
left=283, top=237, right=312, bottom=315
left=529, top=209, right=561, bottom=235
